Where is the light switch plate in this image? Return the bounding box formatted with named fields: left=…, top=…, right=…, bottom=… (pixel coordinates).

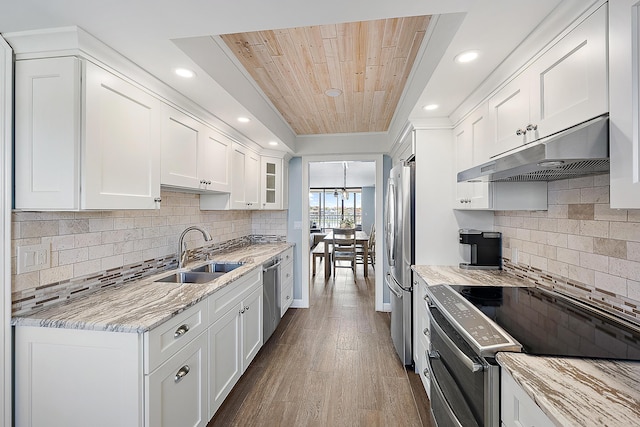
left=17, top=243, right=51, bottom=274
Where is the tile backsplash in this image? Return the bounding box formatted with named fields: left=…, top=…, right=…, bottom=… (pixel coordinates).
left=11, top=190, right=287, bottom=299
left=496, top=174, right=640, bottom=321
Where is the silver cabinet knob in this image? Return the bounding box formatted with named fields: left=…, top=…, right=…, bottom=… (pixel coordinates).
left=526, top=123, right=538, bottom=131
left=423, top=328, right=429, bottom=336
left=174, top=365, right=190, bottom=383
left=423, top=367, right=430, bottom=379
left=239, top=308, right=245, bottom=314
left=286, top=295, right=290, bottom=300
left=245, top=305, right=250, bottom=311
left=174, top=324, right=189, bottom=338
left=154, top=197, right=162, bottom=203
left=516, top=128, right=526, bottom=136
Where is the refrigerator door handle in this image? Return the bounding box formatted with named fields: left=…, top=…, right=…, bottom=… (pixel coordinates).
left=386, top=274, right=403, bottom=298
left=385, top=179, right=396, bottom=266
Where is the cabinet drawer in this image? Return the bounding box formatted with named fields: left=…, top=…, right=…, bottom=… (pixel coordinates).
left=280, top=278, right=293, bottom=317
left=208, top=267, right=261, bottom=324
left=146, top=331, right=208, bottom=427
left=280, top=247, right=294, bottom=265
left=281, top=259, right=293, bottom=284
left=144, top=300, right=207, bottom=374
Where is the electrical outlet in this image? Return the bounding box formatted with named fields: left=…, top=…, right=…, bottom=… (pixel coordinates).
left=17, top=243, right=51, bottom=274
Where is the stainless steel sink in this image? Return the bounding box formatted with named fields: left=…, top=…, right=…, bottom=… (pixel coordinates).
left=155, top=271, right=224, bottom=284
left=190, top=261, right=245, bottom=274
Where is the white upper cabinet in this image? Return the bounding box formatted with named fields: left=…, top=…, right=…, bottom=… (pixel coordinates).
left=230, top=144, right=260, bottom=210
left=488, top=74, right=531, bottom=157
left=260, top=156, right=283, bottom=210
left=528, top=4, right=608, bottom=139
left=15, top=57, right=162, bottom=210
left=488, top=4, right=608, bottom=159
left=454, top=104, right=491, bottom=209
left=161, top=106, right=231, bottom=193
left=199, top=129, right=231, bottom=193
left=609, top=0, right=640, bottom=208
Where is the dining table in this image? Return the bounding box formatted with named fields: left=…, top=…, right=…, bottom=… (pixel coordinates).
left=323, top=230, right=370, bottom=278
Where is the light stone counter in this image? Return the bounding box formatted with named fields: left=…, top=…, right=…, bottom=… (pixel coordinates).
left=411, top=265, right=532, bottom=287
left=11, top=243, right=292, bottom=333
left=412, top=265, right=640, bottom=427
left=497, top=352, right=640, bottom=427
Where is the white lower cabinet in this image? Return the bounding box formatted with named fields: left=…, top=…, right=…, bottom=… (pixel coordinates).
left=207, top=268, right=263, bottom=418
left=280, top=247, right=294, bottom=317
left=501, top=369, right=554, bottom=427
left=413, top=275, right=431, bottom=399
left=146, top=332, right=208, bottom=427
left=14, top=268, right=265, bottom=427
left=14, top=327, right=143, bottom=427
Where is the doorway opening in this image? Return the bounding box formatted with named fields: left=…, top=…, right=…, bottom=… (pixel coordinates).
left=301, top=155, right=384, bottom=311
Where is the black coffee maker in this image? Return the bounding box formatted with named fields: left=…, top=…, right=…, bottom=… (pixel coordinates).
left=459, top=229, right=502, bottom=270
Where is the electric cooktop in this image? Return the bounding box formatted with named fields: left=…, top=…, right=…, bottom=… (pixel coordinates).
left=450, top=285, right=640, bottom=361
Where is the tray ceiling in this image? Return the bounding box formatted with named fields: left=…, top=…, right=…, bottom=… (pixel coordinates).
left=220, top=16, right=430, bottom=135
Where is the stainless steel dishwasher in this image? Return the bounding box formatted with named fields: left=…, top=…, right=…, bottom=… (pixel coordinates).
left=262, top=257, right=282, bottom=342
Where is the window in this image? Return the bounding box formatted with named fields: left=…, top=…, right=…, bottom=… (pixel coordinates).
left=310, top=188, right=361, bottom=230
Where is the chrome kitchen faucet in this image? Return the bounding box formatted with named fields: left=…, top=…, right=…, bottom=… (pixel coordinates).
left=178, top=226, right=212, bottom=268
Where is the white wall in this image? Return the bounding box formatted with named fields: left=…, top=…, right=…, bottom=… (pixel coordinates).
left=414, top=128, right=493, bottom=266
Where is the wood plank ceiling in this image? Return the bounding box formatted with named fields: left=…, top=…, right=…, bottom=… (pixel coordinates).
left=220, top=16, right=430, bottom=135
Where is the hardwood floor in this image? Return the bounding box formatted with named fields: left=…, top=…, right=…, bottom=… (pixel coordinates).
left=208, top=262, right=432, bottom=427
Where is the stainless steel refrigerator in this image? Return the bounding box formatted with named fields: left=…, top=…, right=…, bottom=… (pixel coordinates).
left=384, top=160, right=415, bottom=366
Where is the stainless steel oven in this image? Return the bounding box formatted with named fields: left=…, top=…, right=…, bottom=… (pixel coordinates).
left=425, top=283, right=640, bottom=427
left=425, top=285, right=520, bottom=427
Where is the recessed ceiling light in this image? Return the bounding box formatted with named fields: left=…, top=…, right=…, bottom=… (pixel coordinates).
left=423, top=104, right=439, bottom=111
left=268, top=141, right=279, bottom=146
left=237, top=117, right=251, bottom=123
left=324, top=88, right=343, bottom=97
left=454, top=50, right=480, bottom=64
left=174, top=68, right=196, bottom=78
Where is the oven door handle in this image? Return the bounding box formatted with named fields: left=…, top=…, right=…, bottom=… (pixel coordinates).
left=428, top=310, right=484, bottom=373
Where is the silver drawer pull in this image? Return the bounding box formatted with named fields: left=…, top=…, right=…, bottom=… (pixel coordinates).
left=174, top=365, right=190, bottom=383
left=174, top=324, right=189, bottom=338
left=423, top=368, right=430, bottom=379
left=245, top=306, right=250, bottom=311
left=240, top=308, right=245, bottom=314
left=423, top=328, right=429, bottom=336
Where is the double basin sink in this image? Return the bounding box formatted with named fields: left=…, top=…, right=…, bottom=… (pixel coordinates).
left=155, top=261, right=245, bottom=284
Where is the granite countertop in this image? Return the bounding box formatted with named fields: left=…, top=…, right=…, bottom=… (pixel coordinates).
left=12, top=243, right=293, bottom=333
left=497, top=352, right=640, bottom=426
left=411, top=264, right=532, bottom=287
left=412, top=264, right=640, bottom=427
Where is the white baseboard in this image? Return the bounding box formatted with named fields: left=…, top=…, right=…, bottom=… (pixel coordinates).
left=290, top=298, right=308, bottom=309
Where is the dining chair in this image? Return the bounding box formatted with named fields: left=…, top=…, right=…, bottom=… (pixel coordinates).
left=356, top=224, right=375, bottom=268
left=332, top=228, right=357, bottom=276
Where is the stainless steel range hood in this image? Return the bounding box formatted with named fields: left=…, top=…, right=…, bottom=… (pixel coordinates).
left=457, top=115, right=609, bottom=183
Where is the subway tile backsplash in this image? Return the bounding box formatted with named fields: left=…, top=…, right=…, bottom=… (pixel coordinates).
left=11, top=190, right=287, bottom=314
left=496, top=174, right=640, bottom=322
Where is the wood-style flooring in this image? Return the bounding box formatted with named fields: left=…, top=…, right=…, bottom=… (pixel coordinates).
left=208, top=261, right=432, bottom=427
